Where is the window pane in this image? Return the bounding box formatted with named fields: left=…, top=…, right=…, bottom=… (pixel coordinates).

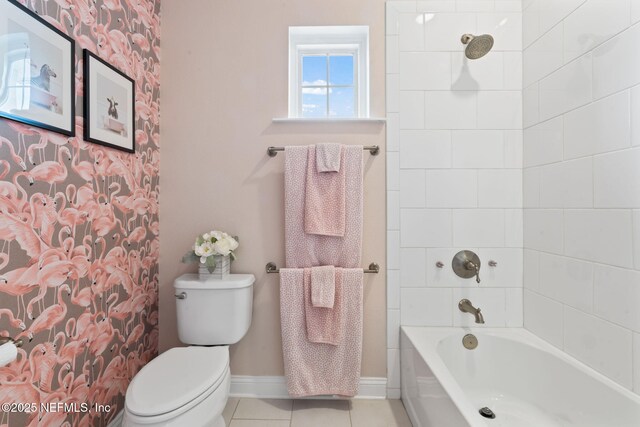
left=302, top=55, right=327, bottom=86
left=329, top=55, right=354, bottom=86
left=302, top=91, right=327, bottom=118
left=329, top=87, right=355, bottom=118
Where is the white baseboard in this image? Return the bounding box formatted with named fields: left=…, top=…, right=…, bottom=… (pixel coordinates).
left=230, top=375, right=387, bottom=399
left=107, top=410, right=124, bottom=427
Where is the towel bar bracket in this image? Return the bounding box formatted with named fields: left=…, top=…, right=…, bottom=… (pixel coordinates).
left=266, top=262, right=379, bottom=274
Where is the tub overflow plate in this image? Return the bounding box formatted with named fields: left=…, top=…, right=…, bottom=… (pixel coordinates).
left=462, top=333, right=478, bottom=350
left=479, top=407, right=496, bottom=419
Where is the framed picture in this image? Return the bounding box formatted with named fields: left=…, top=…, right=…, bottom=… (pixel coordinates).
left=0, top=0, right=75, bottom=136
left=83, top=50, right=135, bottom=153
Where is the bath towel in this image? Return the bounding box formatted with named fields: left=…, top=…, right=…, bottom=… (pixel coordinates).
left=311, top=265, right=335, bottom=308
left=304, top=145, right=346, bottom=237
left=285, top=145, right=363, bottom=268
left=280, top=267, right=363, bottom=397
left=305, top=267, right=341, bottom=345
left=316, top=143, right=342, bottom=172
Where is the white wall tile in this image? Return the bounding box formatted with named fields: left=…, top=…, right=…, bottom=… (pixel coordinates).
left=388, top=230, right=400, bottom=270
left=476, top=248, right=523, bottom=287
left=387, top=349, right=401, bottom=388
left=539, top=158, right=593, bottom=208
left=592, top=23, right=640, bottom=99
left=523, top=116, right=563, bottom=167
left=633, top=1, right=640, bottom=24
left=417, top=1, right=456, bottom=13
left=456, top=0, right=494, bottom=12
left=523, top=23, right=563, bottom=87
left=426, top=247, right=479, bottom=287
left=523, top=167, right=540, bottom=208
left=452, top=130, right=505, bottom=168
left=400, top=91, right=426, bottom=129
left=503, top=52, right=523, bottom=90
left=400, top=209, right=453, bottom=247
left=594, top=148, right=640, bottom=208
left=401, top=288, right=453, bottom=326
left=477, top=12, right=522, bottom=51
left=388, top=191, right=400, bottom=230
left=387, top=113, right=400, bottom=152
left=451, top=53, right=505, bottom=90
left=564, top=210, right=634, bottom=268
left=523, top=82, right=540, bottom=127
left=400, top=130, right=452, bottom=168
left=594, top=265, right=640, bottom=332
left=478, top=169, right=522, bottom=208
left=426, top=169, right=478, bottom=208
left=564, top=306, right=633, bottom=389
left=564, top=90, right=631, bottom=160
left=386, top=2, right=401, bottom=35
left=634, top=210, right=640, bottom=270
left=506, top=288, right=524, bottom=326
left=477, top=91, right=523, bottom=129
left=495, top=0, right=522, bottom=13
left=400, top=52, right=452, bottom=90
left=387, top=152, right=400, bottom=191
left=425, top=91, right=477, bottom=129
left=524, top=290, right=564, bottom=348
left=387, top=309, right=401, bottom=349
left=504, top=208, right=523, bottom=247
left=387, top=35, right=400, bottom=74
left=387, top=74, right=400, bottom=113
left=504, top=130, right=523, bottom=168
left=522, top=0, right=587, bottom=48
left=453, top=209, right=505, bottom=247
left=523, top=249, right=540, bottom=292
left=400, top=248, right=427, bottom=286
left=387, top=270, right=401, bottom=309
left=538, top=252, right=594, bottom=312
left=400, top=169, right=426, bottom=208
left=424, top=13, right=476, bottom=51
left=539, top=54, right=592, bottom=121
left=563, top=0, right=631, bottom=63
left=635, top=333, right=640, bottom=393
left=399, top=13, right=426, bottom=51
left=632, top=85, right=640, bottom=146
left=523, top=209, right=563, bottom=253
left=453, top=288, right=507, bottom=326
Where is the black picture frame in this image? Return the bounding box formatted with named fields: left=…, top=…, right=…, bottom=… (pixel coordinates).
left=0, top=0, right=75, bottom=136
left=83, top=49, right=135, bottom=153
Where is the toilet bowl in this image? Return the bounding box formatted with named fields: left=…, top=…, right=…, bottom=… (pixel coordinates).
left=123, top=274, right=255, bottom=427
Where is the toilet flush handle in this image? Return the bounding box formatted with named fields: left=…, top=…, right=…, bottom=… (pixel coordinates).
left=175, top=292, right=187, bottom=300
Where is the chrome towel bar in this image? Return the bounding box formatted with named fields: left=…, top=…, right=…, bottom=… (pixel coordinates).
left=266, top=262, right=379, bottom=274
left=267, top=145, right=380, bottom=157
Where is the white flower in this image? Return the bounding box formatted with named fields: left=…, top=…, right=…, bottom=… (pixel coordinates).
left=194, top=243, right=204, bottom=256
left=197, top=242, right=215, bottom=262
left=213, top=238, right=232, bottom=256
left=202, top=232, right=211, bottom=241
left=226, top=235, right=239, bottom=251
left=211, top=230, right=224, bottom=241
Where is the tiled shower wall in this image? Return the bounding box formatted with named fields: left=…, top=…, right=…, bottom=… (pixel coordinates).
left=522, top=0, right=640, bottom=394
left=385, top=0, right=523, bottom=397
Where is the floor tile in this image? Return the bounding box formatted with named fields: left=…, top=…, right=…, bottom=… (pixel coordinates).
left=350, top=399, right=413, bottom=427
left=291, top=399, right=351, bottom=427
left=233, top=398, right=293, bottom=420
left=229, top=421, right=291, bottom=427
left=223, top=397, right=240, bottom=425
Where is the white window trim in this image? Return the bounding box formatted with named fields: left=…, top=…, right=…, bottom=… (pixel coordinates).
left=289, top=26, right=369, bottom=119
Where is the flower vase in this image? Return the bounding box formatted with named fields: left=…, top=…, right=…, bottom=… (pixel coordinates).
left=199, top=255, right=231, bottom=279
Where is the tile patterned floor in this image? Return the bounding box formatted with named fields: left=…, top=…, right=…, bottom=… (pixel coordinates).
left=222, top=397, right=413, bottom=427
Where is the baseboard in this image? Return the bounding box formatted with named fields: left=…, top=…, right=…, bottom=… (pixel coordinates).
left=107, top=410, right=124, bottom=427
left=230, top=375, right=387, bottom=399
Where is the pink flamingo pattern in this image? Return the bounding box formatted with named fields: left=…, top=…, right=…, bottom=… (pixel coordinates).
left=0, top=1, right=160, bottom=426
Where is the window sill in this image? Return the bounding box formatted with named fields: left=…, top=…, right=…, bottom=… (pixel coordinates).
left=272, top=117, right=386, bottom=123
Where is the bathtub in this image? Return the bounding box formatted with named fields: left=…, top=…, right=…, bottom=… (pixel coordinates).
left=400, top=327, right=640, bottom=427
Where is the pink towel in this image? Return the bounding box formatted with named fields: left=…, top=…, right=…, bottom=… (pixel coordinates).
left=280, top=268, right=363, bottom=397
left=285, top=145, right=363, bottom=268
left=316, top=143, right=342, bottom=172
left=304, top=146, right=346, bottom=237
left=311, top=266, right=335, bottom=308
left=305, top=268, right=341, bottom=344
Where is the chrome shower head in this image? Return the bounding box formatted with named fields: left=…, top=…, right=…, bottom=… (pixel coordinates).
left=461, top=33, right=494, bottom=59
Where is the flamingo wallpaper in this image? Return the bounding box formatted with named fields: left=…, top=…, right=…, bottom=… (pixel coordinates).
left=0, top=0, right=160, bottom=425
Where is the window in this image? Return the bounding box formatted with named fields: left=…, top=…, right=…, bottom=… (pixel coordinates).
left=289, top=26, right=369, bottom=119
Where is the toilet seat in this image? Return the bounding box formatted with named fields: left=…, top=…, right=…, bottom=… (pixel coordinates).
left=125, top=346, right=229, bottom=418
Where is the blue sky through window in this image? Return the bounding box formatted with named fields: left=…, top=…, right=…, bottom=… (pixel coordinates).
left=301, top=54, right=355, bottom=118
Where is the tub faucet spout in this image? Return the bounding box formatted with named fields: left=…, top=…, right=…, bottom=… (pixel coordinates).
left=458, top=299, right=485, bottom=324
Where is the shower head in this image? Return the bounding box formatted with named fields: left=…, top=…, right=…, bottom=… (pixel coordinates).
left=461, top=34, right=494, bottom=59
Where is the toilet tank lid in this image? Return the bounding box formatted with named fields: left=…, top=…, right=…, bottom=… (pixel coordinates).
left=174, top=273, right=255, bottom=290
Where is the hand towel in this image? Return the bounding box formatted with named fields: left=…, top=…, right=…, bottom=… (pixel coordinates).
left=305, top=268, right=341, bottom=345
left=316, top=143, right=342, bottom=172
left=310, top=265, right=335, bottom=308
left=304, top=145, right=346, bottom=237
left=285, top=145, right=363, bottom=268
left=280, top=268, right=363, bottom=397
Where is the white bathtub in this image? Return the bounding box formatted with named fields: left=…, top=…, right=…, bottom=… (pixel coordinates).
left=400, top=327, right=640, bottom=427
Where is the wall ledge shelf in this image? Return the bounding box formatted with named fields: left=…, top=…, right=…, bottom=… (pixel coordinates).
left=272, top=117, right=386, bottom=123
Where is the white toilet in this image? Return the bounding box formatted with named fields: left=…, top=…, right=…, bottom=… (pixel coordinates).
left=123, top=273, right=255, bottom=427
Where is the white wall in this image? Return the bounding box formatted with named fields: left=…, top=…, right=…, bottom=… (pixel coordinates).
left=386, top=0, right=523, bottom=397
left=522, top=0, right=640, bottom=394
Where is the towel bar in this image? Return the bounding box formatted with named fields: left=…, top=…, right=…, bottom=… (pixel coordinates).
left=266, top=262, right=379, bottom=274
left=267, top=145, right=380, bottom=157
left=0, top=336, right=23, bottom=348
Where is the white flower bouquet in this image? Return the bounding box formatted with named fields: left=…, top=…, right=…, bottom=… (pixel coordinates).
left=182, top=230, right=239, bottom=273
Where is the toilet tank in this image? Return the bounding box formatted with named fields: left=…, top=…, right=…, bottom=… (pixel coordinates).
left=173, top=274, right=255, bottom=345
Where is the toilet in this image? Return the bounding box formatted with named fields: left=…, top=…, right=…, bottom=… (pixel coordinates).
left=123, top=273, right=255, bottom=427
